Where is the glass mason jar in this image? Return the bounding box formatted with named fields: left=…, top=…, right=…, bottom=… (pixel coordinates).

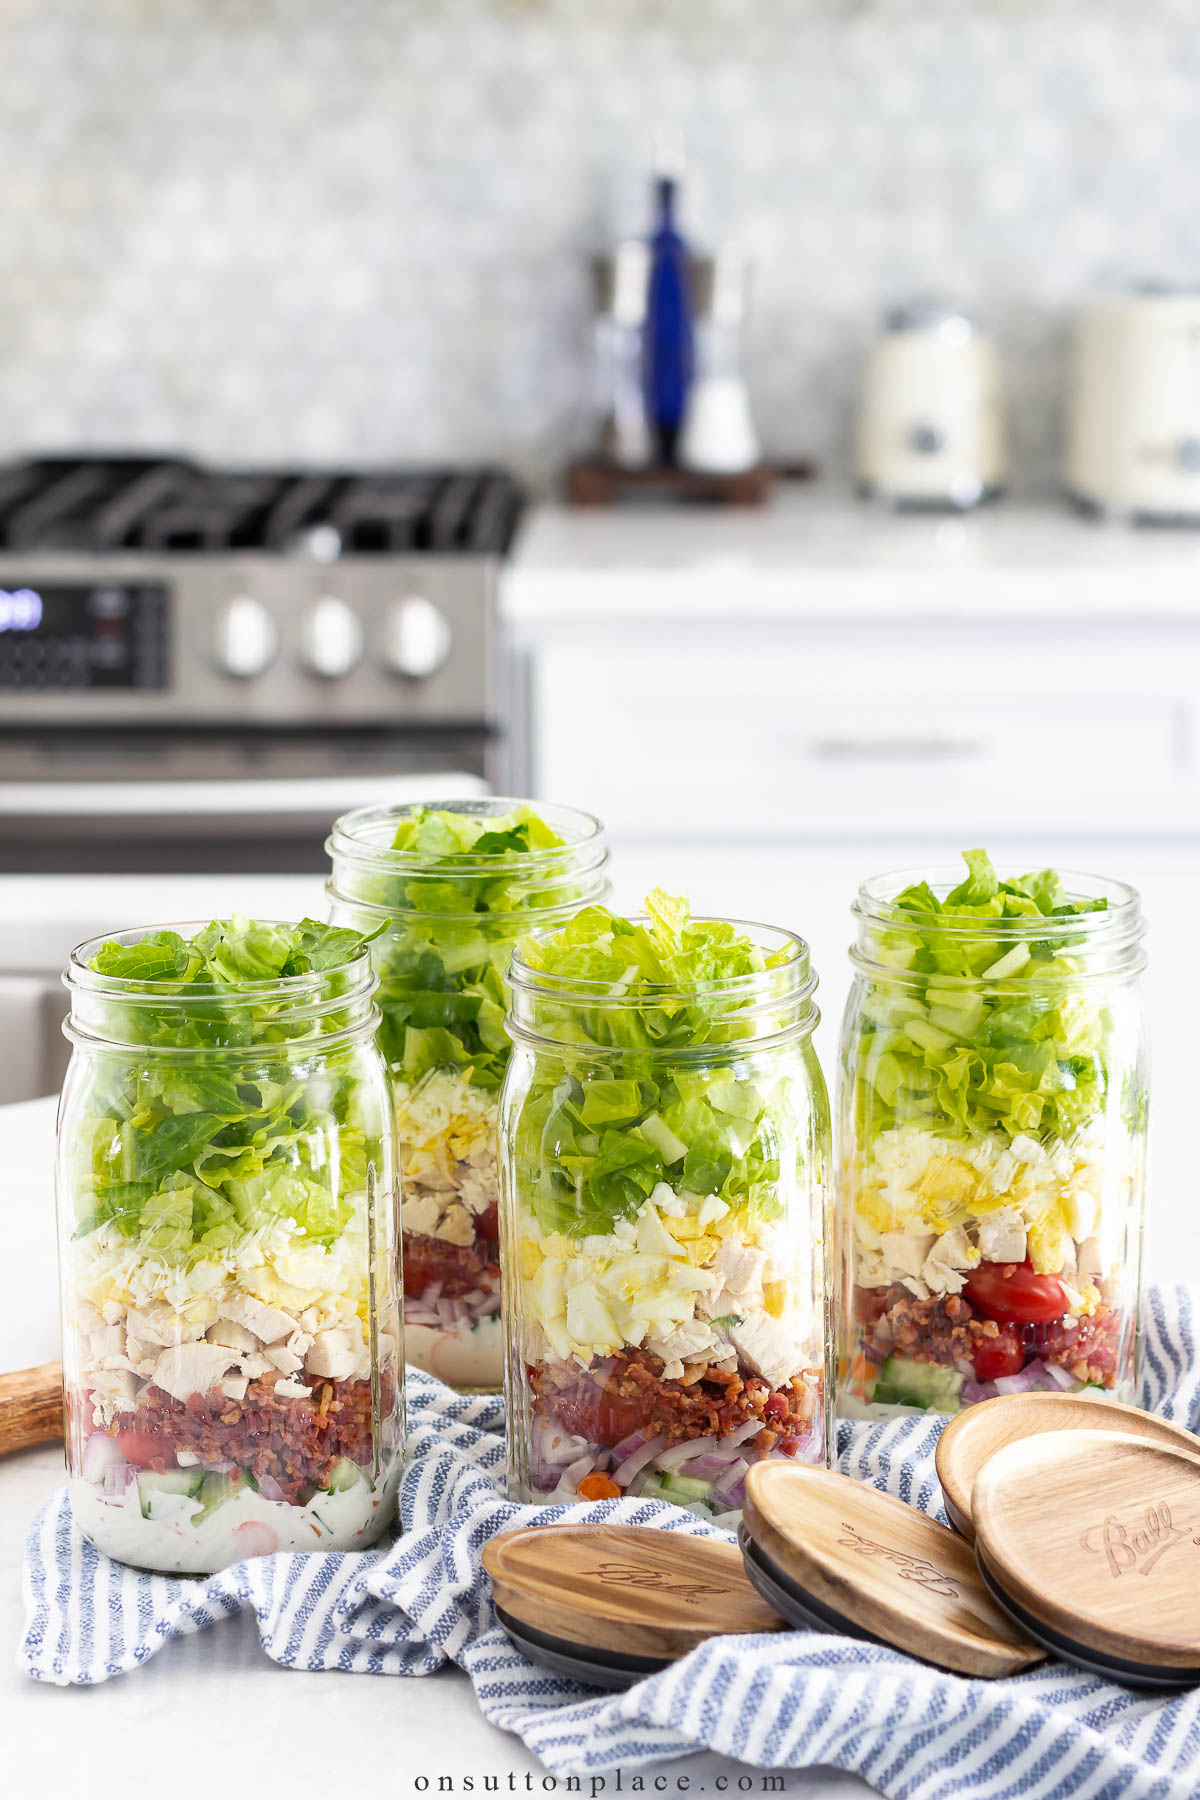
left=502, top=919, right=831, bottom=1521
left=57, top=924, right=403, bottom=1574
left=838, top=865, right=1148, bottom=1419
left=326, top=799, right=609, bottom=1393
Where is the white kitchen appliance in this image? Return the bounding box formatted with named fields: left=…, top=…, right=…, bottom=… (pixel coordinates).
left=856, top=302, right=1007, bottom=509
left=1067, top=289, right=1200, bottom=521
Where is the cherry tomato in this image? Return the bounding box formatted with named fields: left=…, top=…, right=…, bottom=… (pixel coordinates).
left=964, top=1260, right=1067, bottom=1326
left=972, top=1335, right=1026, bottom=1382
left=116, top=1427, right=174, bottom=1470
left=550, top=1385, right=646, bottom=1448
left=476, top=1203, right=500, bottom=1245
left=403, top=1231, right=490, bottom=1299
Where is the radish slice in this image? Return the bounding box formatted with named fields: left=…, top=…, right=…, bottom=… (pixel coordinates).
left=234, top=1520, right=279, bottom=1559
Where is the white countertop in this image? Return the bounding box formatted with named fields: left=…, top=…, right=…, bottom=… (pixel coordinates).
left=506, top=485, right=1200, bottom=619
left=0, top=1093, right=861, bottom=1797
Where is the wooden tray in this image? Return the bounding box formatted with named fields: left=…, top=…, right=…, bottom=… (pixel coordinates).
left=0, top=1361, right=63, bottom=1456
left=936, top=1391, right=1200, bottom=1541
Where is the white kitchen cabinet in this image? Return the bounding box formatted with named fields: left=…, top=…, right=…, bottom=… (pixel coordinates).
left=529, top=619, right=1197, bottom=842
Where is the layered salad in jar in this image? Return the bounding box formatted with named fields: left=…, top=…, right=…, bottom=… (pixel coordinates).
left=504, top=892, right=829, bottom=1523
left=58, top=918, right=403, bottom=1573
left=840, top=852, right=1147, bottom=1416
left=327, top=801, right=608, bottom=1391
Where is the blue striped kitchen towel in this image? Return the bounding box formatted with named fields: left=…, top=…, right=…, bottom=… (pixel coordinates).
left=21, top=1284, right=1200, bottom=1800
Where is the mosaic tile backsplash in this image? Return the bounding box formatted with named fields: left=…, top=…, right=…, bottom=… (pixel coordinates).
left=5, top=0, right=1200, bottom=490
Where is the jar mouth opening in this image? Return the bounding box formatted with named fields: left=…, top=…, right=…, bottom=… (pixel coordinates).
left=65, top=921, right=377, bottom=1006
left=853, top=865, right=1144, bottom=943
left=509, top=916, right=816, bottom=1008
left=326, top=797, right=607, bottom=878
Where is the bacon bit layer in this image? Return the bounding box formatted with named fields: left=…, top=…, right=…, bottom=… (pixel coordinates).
left=854, top=1282, right=1124, bottom=1386
left=90, top=1374, right=386, bottom=1503
left=530, top=1345, right=818, bottom=1459
left=403, top=1206, right=500, bottom=1301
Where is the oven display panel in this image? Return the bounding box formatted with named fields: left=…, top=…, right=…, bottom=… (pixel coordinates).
left=0, top=584, right=169, bottom=690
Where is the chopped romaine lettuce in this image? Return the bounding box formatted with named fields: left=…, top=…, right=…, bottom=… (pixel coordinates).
left=366, top=805, right=571, bottom=1090
left=512, top=893, right=802, bottom=1238
left=67, top=918, right=384, bottom=1257
left=852, top=849, right=1115, bottom=1145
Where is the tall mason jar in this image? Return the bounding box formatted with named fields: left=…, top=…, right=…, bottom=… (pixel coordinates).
left=502, top=902, right=831, bottom=1520
left=326, top=799, right=609, bottom=1392
left=838, top=858, right=1148, bottom=1419
left=57, top=919, right=403, bottom=1574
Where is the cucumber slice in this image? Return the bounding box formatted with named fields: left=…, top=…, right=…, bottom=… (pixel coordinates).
left=137, top=1469, right=204, bottom=1518
left=195, top=1471, right=245, bottom=1517
left=872, top=1355, right=964, bottom=1413
left=326, top=1458, right=366, bottom=1494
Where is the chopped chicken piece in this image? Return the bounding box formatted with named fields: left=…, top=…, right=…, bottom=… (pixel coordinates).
left=305, top=1328, right=357, bottom=1381
left=976, top=1208, right=1027, bottom=1265
left=287, top=1329, right=314, bottom=1359
left=646, top=1319, right=717, bottom=1365
left=728, top=1313, right=801, bottom=1390
left=458, top=1165, right=495, bottom=1215
left=661, top=1359, right=685, bottom=1380
left=274, top=1377, right=311, bottom=1400
left=711, top=1243, right=768, bottom=1298
left=401, top=1193, right=441, bottom=1238
left=237, top=1353, right=271, bottom=1380
left=89, top=1368, right=137, bottom=1409
left=435, top=1204, right=475, bottom=1247
left=221, top=1295, right=300, bottom=1344
left=218, top=1375, right=249, bottom=1402
left=87, top=1324, right=123, bottom=1365
left=880, top=1232, right=935, bottom=1282
left=206, top=1318, right=258, bottom=1354
left=150, top=1343, right=236, bottom=1403
left=1076, top=1236, right=1104, bottom=1279
left=266, top=1345, right=304, bottom=1375
left=901, top=1276, right=932, bottom=1301
left=127, top=1306, right=192, bottom=1348
left=919, top=1226, right=979, bottom=1296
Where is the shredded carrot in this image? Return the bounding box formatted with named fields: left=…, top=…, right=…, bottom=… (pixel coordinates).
left=577, top=1472, right=621, bottom=1500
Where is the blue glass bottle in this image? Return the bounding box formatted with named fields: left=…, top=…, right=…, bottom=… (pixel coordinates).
left=642, top=172, right=693, bottom=463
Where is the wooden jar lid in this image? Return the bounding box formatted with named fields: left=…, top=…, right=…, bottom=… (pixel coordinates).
left=483, top=1524, right=783, bottom=1687
left=973, top=1431, right=1200, bottom=1687
left=937, top=1392, right=1200, bottom=1541
left=740, top=1460, right=1044, bottom=1677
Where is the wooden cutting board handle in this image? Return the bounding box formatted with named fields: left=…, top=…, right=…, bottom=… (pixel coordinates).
left=0, top=1360, right=64, bottom=1455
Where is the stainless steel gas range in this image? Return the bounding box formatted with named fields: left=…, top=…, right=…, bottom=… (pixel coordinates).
left=0, top=455, right=522, bottom=872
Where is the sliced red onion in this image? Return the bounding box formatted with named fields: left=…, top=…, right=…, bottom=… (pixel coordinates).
left=257, top=1473, right=288, bottom=1503
left=82, top=1432, right=127, bottom=1486
left=1044, top=1362, right=1079, bottom=1390
left=723, top=1418, right=770, bottom=1451
left=562, top=1453, right=597, bottom=1487
left=533, top=1418, right=591, bottom=1467
left=991, top=1360, right=1048, bottom=1397
left=102, top=1460, right=137, bottom=1499
left=713, top=1456, right=749, bottom=1497
left=961, top=1381, right=992, bottom=1407
left=612, top=1433, right=669, bottom=1487
left=720, top=1477, right=746, bottom=1510
left=655, top=1434, right=719, bottom=1471
left=677, top=1453, right=735, bottom=1482
left=610, top=1429, right=650, bottom=1463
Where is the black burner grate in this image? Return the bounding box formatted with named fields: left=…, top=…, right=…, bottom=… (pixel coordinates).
left=0, top=456, right=522, bottom=556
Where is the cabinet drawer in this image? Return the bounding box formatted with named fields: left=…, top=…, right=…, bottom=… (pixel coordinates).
left=532, top=633, right=1191, bottom=839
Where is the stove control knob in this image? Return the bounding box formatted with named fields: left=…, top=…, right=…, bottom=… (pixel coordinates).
left=215, top=594, right=279, bottom=680
left=385, top=595, right=451, bottom=680
left=301, top=595, right=365, bottom=679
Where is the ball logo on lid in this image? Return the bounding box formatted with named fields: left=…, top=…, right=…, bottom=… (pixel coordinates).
left=1079, top=1502, right=1200, bottom=1580
left=594, top=1562, right=731, bottom=1607
left=836, top=1522, right=962, bottom=1599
